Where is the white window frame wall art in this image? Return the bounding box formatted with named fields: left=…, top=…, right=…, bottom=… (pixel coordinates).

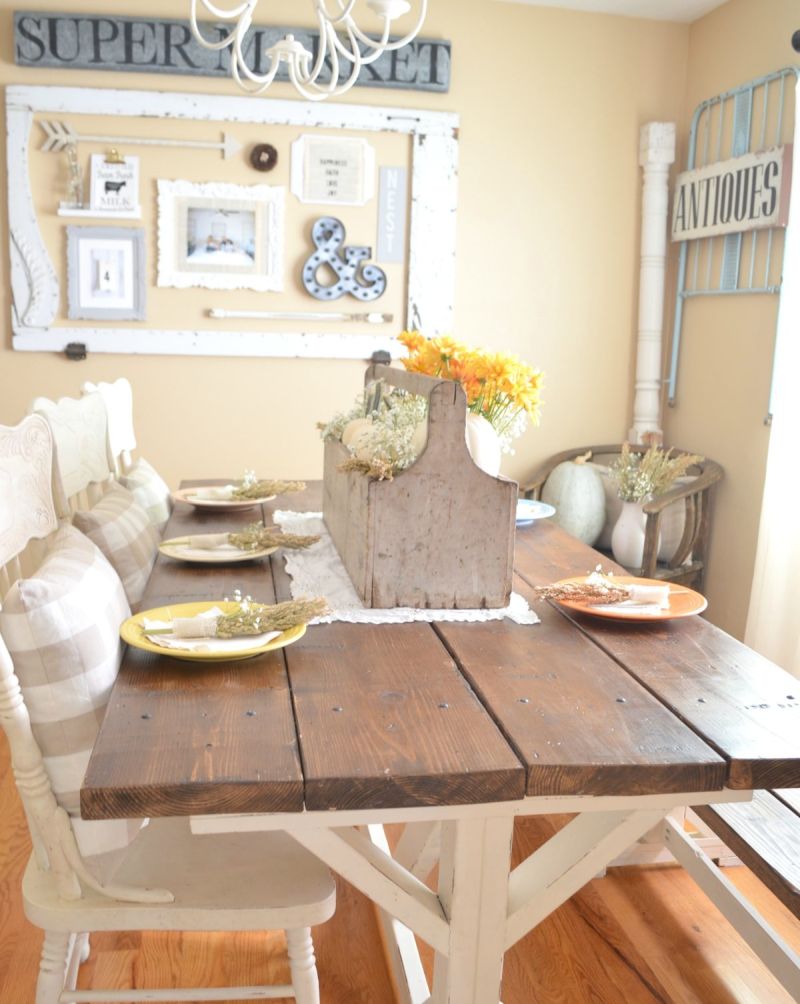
left=157, top=179, right=284, bottom=292
left=89, top=154, right=140, bottom=216
left=67, top=225, right=145, bottom=321
left=6, top=84, right=458, bottom=359
left=291, top=134, right=376, bottom=206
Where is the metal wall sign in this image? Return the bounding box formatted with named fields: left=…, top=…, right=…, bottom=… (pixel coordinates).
left=671, top=145, right=792, bottom=242
left=13, top=11, right=451, bottom=93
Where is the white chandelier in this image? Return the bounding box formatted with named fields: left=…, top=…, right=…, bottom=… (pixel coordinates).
left=189, top=1, right=428, bottom=102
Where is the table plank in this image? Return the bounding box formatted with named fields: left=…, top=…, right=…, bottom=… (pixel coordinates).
left=81, top=497, right=304, bottom=819
left=281, top=620, right=526, bottom=810
left=436, top=573, right=726, bottom=797
left=271, top=552, right=525, bottom=809
left=514, top=522, right=800, bottom=790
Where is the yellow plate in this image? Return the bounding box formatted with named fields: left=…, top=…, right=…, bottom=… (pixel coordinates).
left=172, top=487, right=276, bottom=512
left=158, top=539, right=278, bottom=564
left=552, top=575, right=707, bottom=621
left=121, top=601, right=307, bottom=662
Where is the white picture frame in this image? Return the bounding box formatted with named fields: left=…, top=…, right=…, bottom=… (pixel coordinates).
left=291, top=134, right=375, bottom=206
left=157, top=179, right=284, bottom=292
left=66, top=225, right=145, bottom=321
left=89, top=154, right=140, bottom=214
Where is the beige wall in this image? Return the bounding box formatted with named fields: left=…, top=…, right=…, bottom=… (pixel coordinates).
left=0, top=1, right=687, bottom=474
left=3, top=0, right=790, bottom=640
left=665, top=0, right=798, bottom=637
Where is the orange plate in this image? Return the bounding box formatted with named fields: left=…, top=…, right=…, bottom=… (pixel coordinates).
left=172, top=486, right=276, bottom=512
left=553, top=575, right=707, bottom=621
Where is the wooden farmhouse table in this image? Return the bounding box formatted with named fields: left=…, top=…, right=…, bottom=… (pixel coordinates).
left=81, top=483, right=800, bottom=1004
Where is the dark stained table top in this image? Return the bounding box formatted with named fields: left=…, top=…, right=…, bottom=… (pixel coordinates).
left=81, top=484, right=800, bottom=821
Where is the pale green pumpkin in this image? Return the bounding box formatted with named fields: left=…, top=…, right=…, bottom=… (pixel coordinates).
left=541, top=452, right=606, bottom=545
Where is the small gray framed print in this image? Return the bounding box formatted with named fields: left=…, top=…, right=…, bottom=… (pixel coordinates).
left=67, top=226, right=146, bottom=321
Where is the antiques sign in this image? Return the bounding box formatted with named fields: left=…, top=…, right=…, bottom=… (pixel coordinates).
left=14, top=11, right=451, bottom=93
left=671, top=145, right=792, bottom=242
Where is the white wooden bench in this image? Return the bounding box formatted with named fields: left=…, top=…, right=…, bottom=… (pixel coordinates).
left=660, top=790, right=800, bottom=999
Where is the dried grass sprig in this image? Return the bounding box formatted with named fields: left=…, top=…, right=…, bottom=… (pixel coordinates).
left=338, top=456, right=395, bottom=481
left=232, top=479, right=306, bottom=499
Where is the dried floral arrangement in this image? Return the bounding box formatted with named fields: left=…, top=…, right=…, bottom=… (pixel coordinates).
left=398, top=330, right=544, bottom=452
left=610, top=443, right=703, bottom=503
left=321, top=379, right=428, bottom=480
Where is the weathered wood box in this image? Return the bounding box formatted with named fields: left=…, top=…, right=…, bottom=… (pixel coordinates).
left=323, top=363, right=517, bottom=609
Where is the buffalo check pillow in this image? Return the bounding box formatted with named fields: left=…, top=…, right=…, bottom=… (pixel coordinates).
left=0, top=524, right=144, bottom=880
left=119, top=457, right=172, bottom=534
left=73, top=482, right=158, bottom=609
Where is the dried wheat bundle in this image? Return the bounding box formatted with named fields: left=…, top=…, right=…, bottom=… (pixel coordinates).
left=146, top=597, right=329, bottom=639
left=228, top=523, right=319, bottom=551
left=533, top=581, right=630, bottom=605
left=232, top=479, right=307, bottom=499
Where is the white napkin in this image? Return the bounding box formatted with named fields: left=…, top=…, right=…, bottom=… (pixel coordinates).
left=186, top=533, right=237, bottom=550
left=141, top=607, right=280, bottom=653
left=189, top=486, right=236, bottom=500
left=626, top=584, right=670, bottom=608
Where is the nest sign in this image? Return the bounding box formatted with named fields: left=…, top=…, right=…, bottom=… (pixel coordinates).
left=671, top=145, right=792, bottom=242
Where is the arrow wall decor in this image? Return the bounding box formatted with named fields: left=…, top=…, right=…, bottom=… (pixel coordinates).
left=39, top=120, right=241, bottom=159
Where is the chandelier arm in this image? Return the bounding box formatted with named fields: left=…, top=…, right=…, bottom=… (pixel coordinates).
left=231, top=26, right=282, bottom=87
left=316, top=0, right=359, bottom=26
left=288, top=54, right=362, bottom=101
left=231, top=56, right=275, bottom=93
left=300, top=11, right=335, bottom=86
left=189, top=0, right=246, bottom=49
left=345, top=0, right=428, bottom=52
left=329, top=19, right=392, bottom=66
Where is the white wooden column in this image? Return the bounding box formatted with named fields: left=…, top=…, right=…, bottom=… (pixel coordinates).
left=629, top=122, right=676, bottom=444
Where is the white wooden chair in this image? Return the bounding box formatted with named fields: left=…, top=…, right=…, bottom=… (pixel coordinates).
left=81, top=379, right=174, bottom=533
left=80, top=378, right=137, bottom=476
left=0, top=415, right=336, bottom=1004
left=28, top=391, right=114, bottom=517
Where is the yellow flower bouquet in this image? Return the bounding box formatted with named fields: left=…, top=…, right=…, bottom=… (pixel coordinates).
left=398, top=331, right=544, bottom=451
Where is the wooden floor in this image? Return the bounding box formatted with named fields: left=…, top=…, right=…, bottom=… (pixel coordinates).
left=2, top=742, right=800, bottom=1003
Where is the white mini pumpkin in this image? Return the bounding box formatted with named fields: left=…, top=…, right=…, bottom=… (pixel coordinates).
left=541, top=452, right=606, bottom=545
left=341, top=417, right=373, bottom=449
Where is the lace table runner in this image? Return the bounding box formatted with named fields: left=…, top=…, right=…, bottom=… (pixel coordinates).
left=273, top=510, right=539, bottom=626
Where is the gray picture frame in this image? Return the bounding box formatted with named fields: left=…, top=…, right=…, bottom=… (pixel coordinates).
left=66, top=225, right=146, bottom=321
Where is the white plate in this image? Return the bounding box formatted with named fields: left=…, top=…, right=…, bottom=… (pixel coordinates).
left=516, top=499, right=556, bottom=526
left=172, top=486, right=276, bottom=512
left=158, top=539, right=277, bottom=564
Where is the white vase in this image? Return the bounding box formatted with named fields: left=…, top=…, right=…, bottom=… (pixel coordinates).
left=611, top=500, right=659, bottom=570
left=464, top=413, right=501, bottom=477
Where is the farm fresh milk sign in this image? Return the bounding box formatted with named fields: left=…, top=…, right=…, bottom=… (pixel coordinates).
left=671, top=145, right=792, bottom=242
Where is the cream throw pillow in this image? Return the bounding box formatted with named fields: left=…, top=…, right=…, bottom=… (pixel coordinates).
left=119, top=457, right=172, bottom=534
left=73, top=482, right=158, bottom=609
left=0, top=524, right=144, bottom=879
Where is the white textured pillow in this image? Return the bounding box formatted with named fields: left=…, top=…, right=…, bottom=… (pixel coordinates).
left=119, top=457, right=172, bottom=534
left=73, top=482, right=158, bottom=609
left=0, top=524, right=143, bottom=878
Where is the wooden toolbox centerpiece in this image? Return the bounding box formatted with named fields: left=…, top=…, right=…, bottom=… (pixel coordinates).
left=323, top=363, right=517, bottom=609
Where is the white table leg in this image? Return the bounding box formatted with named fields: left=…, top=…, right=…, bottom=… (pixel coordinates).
left=431, top=816, right=514, bottom=1004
